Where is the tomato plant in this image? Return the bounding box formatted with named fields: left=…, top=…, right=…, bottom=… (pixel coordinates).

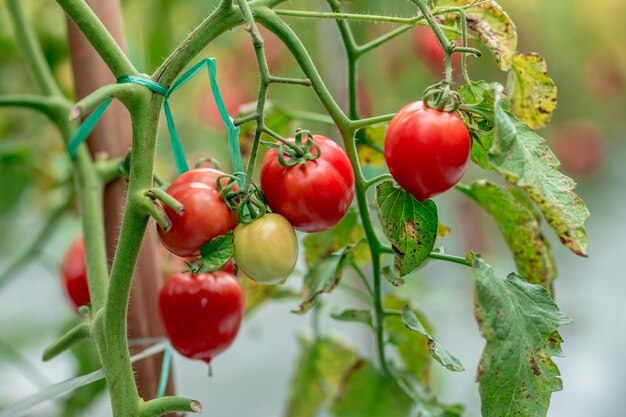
left=233, top=213, right=298, bottom=285
left=0, top=0, right=591, bottom=416
left=159, top=269, right=244, bottom=363
left=60, top=236, right=90, bottom=310
left=261, top=134, right=355, bottom=232
left=385, top=101, right=471, bottom=201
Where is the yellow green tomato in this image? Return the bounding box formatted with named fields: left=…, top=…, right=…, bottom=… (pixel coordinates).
left=233, top=213, right=298, bottom=285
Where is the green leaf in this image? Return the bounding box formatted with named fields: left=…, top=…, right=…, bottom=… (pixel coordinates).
left=303, top=209, right=369, bottom=268
left=375, top=181, right=438, bottom=277
left=294, top=249, right=353, bottom=314
left=382, top=266, right=405, bottom=287
left=458, top=81, right=496, bottom=170
left=401, top=306, right=464, bottom=372
left=384, top=295, right=431, bottom=385
left=331, top=309, right=373, bottom=329
left=439, top=0, right=517, bottom=70
left=285, top=336, right=359, bottom=417
left=459, top=181, right=557, bottom=289
left=199, top=232, right=234, bottom=271
left=489, top=113, right=590, bottom=256
left=506, top=53, right=557, bottom=129
left=356, top=125, right=386, bottom=167
left=331, top=360, right=413, bottom=417
left=472, top=257, right=572, bottom=417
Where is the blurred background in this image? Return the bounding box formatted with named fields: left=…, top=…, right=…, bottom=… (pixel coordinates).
left=0, top=0, right=625, bottom=415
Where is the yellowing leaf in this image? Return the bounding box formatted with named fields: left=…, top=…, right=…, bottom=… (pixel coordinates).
left=506, top=53, right=558, bottom=129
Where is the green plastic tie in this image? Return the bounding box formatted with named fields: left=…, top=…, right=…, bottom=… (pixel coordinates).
left=156, top=342, right=173, bottom=398
left=66, top=58, right=244, bottom=178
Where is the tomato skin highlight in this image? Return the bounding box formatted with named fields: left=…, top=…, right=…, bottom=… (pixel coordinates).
left=233, top=213, right=298, bottom=285
left=157, top=169, right=237, bottom=257
left=385, top=101, right=471, bottom=201
left=159, top=270, right=244, bottom=363
left=60, top=237, right=90, bottom=310
left=260, top=135, right=355, bottom=233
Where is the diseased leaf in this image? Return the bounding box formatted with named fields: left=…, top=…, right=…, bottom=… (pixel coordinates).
left=489, top=113, right=590, bottom=256
left=382, top=266, right=405, bottom=287
left=294, top=249, right=353, bottom=314
left=459, top=180, right=557, bottom=290
left=303, top=209, right=369, bottom=268
left=331, top=360, right=413, bottom=417
left=440, top=0, right=517, bottom=70
left=285, top=336, right=359, bottom=417
left=472, top=257, right=572, bottom=417
left=331, top=309, right=373, bottom=329
left=199, top=233, right=233, bottom=271
left=506, top=53, right=557, bottom=129
left=458, top=81, right=496, bottom=170
left=384, top=295, right=431, bottom=385
left=376, top=181, right=438, bottom=277
left=242, top=277, right=298, bottom=315
left=356, top=125, right=386, bottom=166
left=401, top=306, right=464, bottom=372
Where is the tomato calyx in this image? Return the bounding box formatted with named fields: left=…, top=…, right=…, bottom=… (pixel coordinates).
left=423, top=81, right=461, bottom=112
left=216, top=173, right=268, bottom=224
left=261, top=129, right=321, bottom=168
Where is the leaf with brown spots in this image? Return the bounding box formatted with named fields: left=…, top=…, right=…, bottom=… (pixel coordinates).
left=506, top=53, right=558, bottom=129
left=375, top=181, right=438, bottom=277
left=472, top=257, right=572, bottom=417
left=439, top=0, right=517, bottom=70
left=458, top=180, right=557, bottom=290
left=356, top=125, right=386, bottom=167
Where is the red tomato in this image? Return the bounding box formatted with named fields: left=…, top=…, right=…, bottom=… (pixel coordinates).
left=385, top=101, right=471, bottom=201
left=158, top=169, right=237, bottom=257
left=260, top=135, right=355, bottom=233
left=159, top=270, right=244, bottom=363
left=60, top=237, right=90, bottom=310
left=412, top=27, right=463, bottom=75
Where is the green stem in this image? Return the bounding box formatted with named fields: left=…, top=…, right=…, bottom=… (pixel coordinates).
left=6, top=0, right=62, bottom=96
left=140, top=397, right=202, bottom=417
left=55, top=0, right=137, bottom=78
left=0, top=95, right=72, bottom=119
left=70, top=83, right=142, bottom=121
left=428, top=252, right=472, bottom=267
left=145, top=188, right=184, bottom=216
left=42, top=322, right=91, bottom=361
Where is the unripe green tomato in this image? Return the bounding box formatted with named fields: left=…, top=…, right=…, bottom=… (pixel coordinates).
left=233, top=213, right=298, bottom=285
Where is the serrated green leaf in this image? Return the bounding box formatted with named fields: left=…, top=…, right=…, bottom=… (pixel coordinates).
left=384, top=295, right=430, bottom=385
left=285, top=336, right=359, bottom=417
left=489, top=113, right=590, bottom=256
left=331, top=309, right=373, bottom=329
left=375, top=181, right=438, bottom=277
left=294, top=249, right=353, bottom=314
left=472, top=257, right=572, bottom=417
left=331, top=360, right=413, bottom=417
left=199, top=233, right=234, bottom=271
left=401, top=306, right=464, bottom=372
left=458, top=81, right=496, bottom=170
left=506, top=53, right=557, bottom=129
left=356, top=125, right=386, bottom=166
left=303, top=209, right=369, bottom=268
left=439, top=0, right=517, bottom=71
left=459, top=181, right=557, bottom=290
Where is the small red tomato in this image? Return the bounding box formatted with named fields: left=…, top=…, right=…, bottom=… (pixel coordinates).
left=412, top=26, right=463, bottom=75
left=385, top=101, right=471, bottom=201
left=260, top=135, right=355, bottom=233
left=60, top=237, right=90, bottom=310
left=159, top=270, right=245, bottom=363
left=158, top=169, right=237, bottom=257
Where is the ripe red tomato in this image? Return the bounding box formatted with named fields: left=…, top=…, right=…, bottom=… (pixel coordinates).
left=233, top=213, right=298, bottom=285
left=159, top=270, right=244, bottom=363
left=412, top=27, right=463, bottom=75
left=385, top=101, right=471, bottom=201
left=158, top=169, right=237, bottom=257
left=60, top=236, right=90, bottom=310
left=260, top=135, right=355, bottom=233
